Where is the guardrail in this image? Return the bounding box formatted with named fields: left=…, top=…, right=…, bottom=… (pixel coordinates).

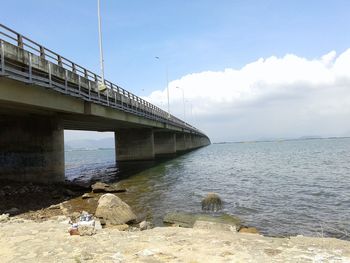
left=0, top=24, right=207, bottom=136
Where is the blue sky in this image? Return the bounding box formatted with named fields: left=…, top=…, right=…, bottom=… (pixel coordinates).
left=3, top=1, right=350, bottom=141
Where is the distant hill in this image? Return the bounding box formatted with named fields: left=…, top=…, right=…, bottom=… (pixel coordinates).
left=65, top=137, right=114, bottom=150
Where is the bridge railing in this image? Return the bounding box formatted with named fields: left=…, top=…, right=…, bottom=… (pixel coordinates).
left=0, top=24, right=206, bottom=136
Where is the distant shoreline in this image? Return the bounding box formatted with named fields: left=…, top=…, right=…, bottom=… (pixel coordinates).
left=213, top=136, right=350, bottom=145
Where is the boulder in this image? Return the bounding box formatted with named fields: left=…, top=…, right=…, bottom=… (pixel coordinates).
left=95, top=193, right=137, bottom=225
left=91, top=182, right=127, bottom=193
left=163, top=212, right=241, bottom=229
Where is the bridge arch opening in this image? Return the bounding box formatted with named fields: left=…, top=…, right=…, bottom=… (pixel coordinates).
left=64, top=130, right=115, bottom=184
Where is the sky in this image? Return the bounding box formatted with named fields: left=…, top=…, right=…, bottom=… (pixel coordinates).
left=2, top=0, right=350, bottom=142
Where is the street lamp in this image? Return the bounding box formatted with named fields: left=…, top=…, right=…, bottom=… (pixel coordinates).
left=155, top=56, right=170, bottom=118
left=97, top=0, right=106, bottom=92
left=176, top=86, right=185, bottom=122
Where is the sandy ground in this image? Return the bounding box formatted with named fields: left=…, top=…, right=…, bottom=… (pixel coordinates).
left=0, top=216, right=350, bottom=263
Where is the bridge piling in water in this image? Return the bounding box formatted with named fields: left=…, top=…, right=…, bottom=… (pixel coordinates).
left=154, top=131, right=177, bottom=157
left=115, top=129, right=155, bottom=161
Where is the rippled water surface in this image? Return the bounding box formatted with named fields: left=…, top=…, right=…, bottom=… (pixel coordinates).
left=65, top=138, right=350, bottom=239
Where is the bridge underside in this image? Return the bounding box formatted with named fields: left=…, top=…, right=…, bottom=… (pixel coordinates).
left=0, top=79, right=210, bottom=183
left=0, top=113, right=209, bottom=183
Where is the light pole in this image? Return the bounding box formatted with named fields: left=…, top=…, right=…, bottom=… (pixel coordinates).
left=155, top=56, right=170, bottom=118
left=97, top=0, right=106, bottom=92
left=176, top=86, right=185, bottom=122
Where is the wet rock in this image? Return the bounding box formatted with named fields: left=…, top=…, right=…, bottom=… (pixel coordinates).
left=0, top=213, right=10, bottom=222
left=91, top=182, right=126, bottom=193
left=82, top=193, right=94, bottom=199
left=4, top=207, right=20, bottom=216
left=193, top=220, right=237, bottom=232
left=239, top=226, right=259, bottom=234
left=201, top=192, right=223, bottom=212
left=163, top=212, right=241, bottom=228
left=139, top=220, right=153, bottom=231
left=95, top=194, right=137, bottom=225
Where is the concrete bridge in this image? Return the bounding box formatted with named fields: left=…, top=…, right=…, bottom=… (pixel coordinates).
left=0, top=24, right=210, bottom=183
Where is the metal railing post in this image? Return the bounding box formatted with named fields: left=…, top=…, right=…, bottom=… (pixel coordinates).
left=28, top=53, right=32, bottom=82
left=40, top=46, right=45, bottom=59
left=64, top=69, right=68, bottom=91
left=88, top=81, right=91, bottom=100
left=17, top=34, right=23, bottom=48
left=78, top=75, right=81, bottom=94
left=106, top=83, right=109, bottom=106
left=48, top=63, right=52, bottom=86
left=0, top=40, right=4, bottom=75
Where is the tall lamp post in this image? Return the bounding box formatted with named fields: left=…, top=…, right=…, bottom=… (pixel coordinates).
left=97, top=0, right=106, bottom=92
left=176, top=86, right=185, bottom=122
left=155, top=56, right=170, bottom=118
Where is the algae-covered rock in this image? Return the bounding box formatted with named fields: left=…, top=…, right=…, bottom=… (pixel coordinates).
left=201, top=193, right=223, bottom=211
left=163, top=212, right=241, bottom=229
left=91, top=182, right=126, bottom=193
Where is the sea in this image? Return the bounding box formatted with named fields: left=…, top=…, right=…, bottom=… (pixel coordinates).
left=65, top=137, right=350, bottom=240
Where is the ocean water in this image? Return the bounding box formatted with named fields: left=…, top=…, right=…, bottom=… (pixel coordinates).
left=65, top=138, right=350, bottom=239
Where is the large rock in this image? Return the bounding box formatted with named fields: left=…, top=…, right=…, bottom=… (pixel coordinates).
left=91, top=182, right=126, bottom=193
left=163, top=212, right=241, bottom=229
left=95, top=194, right=137, bottom=225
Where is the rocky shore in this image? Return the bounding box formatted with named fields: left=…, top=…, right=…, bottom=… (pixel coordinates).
left=1, top=216, right=350, bottom=262
left=1, top=181, right=350, bottom=262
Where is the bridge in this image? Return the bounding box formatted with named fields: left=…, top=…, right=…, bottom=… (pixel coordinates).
left=0, top=24, right=210, bottom=183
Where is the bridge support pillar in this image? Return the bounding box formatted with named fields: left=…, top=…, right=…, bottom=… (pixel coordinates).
left=191, top=135, right=199, bottom=148
left=154, top=132, right=176, bottom=157
left=0, top=115, right=64, bottom=183
left=185, top=133, right=193, bottom=150
left=176, top=133, right=187, bottom=152
left=115, top=128, right=154, bottom=161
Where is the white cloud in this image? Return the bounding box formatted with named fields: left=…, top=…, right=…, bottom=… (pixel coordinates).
left=145, top=49, right=350, bottom=142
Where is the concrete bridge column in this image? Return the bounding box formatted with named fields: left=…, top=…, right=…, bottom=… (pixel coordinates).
left=115, top=128, right=154, bottom=161
left=176, top=133, right=186, bottom=152
left=185, top=133, right=193, bottom=150
left=154, top=132, right=176, bottom=157
left=192, top=135, right=201, bottom=148
left=0, top=115, right=64, bottom=183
